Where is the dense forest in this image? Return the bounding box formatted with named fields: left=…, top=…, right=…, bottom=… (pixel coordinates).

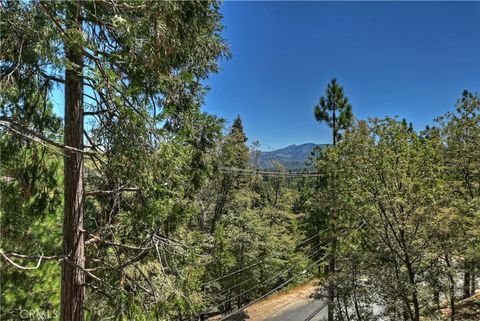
left=0, top=1, right=479, bottom=321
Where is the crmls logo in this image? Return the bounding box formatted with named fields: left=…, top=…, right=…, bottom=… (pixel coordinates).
left=19, top=308, right=57, bottom=320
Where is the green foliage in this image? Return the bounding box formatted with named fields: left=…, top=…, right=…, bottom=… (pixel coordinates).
left=0, top=104, right=63, bottom=319
left=1, top=2, right=478, bottom=319
left=1, top=0, right=230, bottom=319
left=301, top=91, right=480, bottom=321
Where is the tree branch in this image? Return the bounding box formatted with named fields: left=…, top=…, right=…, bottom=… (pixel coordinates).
left=0, top=116, right=96, bottom=157
left=0, top=249, right=61, bottom=270
left=83, top=109, right=112, bottom=116
left=40, top=71, right=65, bottom=84
left=84, top=187, right=141, bottom=197
left=62, top=257, right=101, bottom=281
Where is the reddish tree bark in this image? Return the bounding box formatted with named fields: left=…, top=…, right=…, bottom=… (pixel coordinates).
left=61, top=2, right=85, bottom=321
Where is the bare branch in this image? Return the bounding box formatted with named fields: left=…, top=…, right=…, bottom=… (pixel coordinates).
left=0, top=249, right=61, bottom=270
left=62, top=258, right=101, bottom=281
left=152, top=234, right=192, bottom=249
left=2, top=251, right=62, bottom=261
left=0, top=250, right=99, bottom=282
left=0, top=116, right=96, bottom=157
left=80, top=229, right=154, bottom=252
left=88, top=237, right=153, bottom=252
left=85, top=187, right=141, bottom=197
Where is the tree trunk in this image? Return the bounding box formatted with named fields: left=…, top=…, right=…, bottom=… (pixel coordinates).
left=472, top=269, right=476, bottom=293
left=352, top=261, right=363, bottom=321
left=445, top=254, right=456, bottom=321
left=211, top=176, right=230, bottom=233
left=342, top=295, right=352, bottom=321
left=61, top=2, right=85, bottom=321
left=405, top=258, right=420, bottom=321
left=434, top=288, right=440, bottom=311
left=411, top=290, right=420, bottom=321
left=327, top=106, right=337, bottom=321
left=463, top=263, right=471, bottom=299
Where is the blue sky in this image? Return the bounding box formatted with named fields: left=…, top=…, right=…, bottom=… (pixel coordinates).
left=50, top=2, right=480, bottom=150
left=202, top=1, right=480, bottom=150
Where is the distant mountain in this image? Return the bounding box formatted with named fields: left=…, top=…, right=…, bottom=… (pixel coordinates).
left=253, top=143, right=328, bottom=169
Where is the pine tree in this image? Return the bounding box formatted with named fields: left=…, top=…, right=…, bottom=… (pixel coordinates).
left=313, top=78, right=353, bottom=321
left=314, top=78, right=353, bottom=146
left=211, top=115, right=249, bottom=232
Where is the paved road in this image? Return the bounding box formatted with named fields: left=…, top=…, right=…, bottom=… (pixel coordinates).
left=213, top=281, right=327, bottom=321
left=262, top=299, right=327, bottom=321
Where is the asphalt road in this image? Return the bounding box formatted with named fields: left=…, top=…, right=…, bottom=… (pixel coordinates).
left=262, top=299, right=327, bottom=321
left=213, top=281, right=327, bottom=321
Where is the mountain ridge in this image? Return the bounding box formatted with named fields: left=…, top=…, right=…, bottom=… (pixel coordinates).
left=253, top=143, right=328, bottom=169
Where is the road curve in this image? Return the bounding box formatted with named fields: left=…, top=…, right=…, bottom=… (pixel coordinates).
left=245, top=280, right=327, bottom=321
left=262, top=298, right=327, bottom=321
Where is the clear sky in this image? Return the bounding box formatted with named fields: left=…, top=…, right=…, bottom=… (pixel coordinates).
left=203, top=1, right=480, bottom=150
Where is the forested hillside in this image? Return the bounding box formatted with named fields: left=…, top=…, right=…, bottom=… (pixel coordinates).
left=0, top=2, right=479, bottom=321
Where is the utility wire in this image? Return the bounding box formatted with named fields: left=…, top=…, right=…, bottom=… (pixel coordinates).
left=211, top=231, right=330, bottom=298
left=220, top=171, right=324, bottom=178
left=216, top=252, right=331, bottom=321
left=202, top=228, right=330, bottom=287
left=286, top=223, right=368, bottom=321
left=220, top=171, right=323, bottom=178
left=218, top=166, right=323, bottom=178
left=261, top=289, right=326, bottom=321
left=210, top=263, right=298, bottom=313
left=296, top=229, right=330, bottom=248
left=206, top=240, right=329, bottom=313
left=219, top=166, right=319, bottom=174
left=202, top=261, right=264, bottom=286
left=304, top=302, right=328, bottom=321
left=212, top=224, right=358, bottom=320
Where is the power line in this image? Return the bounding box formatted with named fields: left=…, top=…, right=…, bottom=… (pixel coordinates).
left=216, top=252, right=331, bottom=321
left=304, top=302, right=328, bottom=321
left=261, top=291, right=327, bottom=321
left=209, top=262, right=298, bottom=313
left=220, top=171, right=323, bottom=178
left=211, top=224, right=359, bottom=320
left=220, top=172, right=323, bottom=178
left=205, top=240, right=329, bottom=313
left=202, top=228, right=330, bottom=288
left=260, top=224, right=354, bottom=321
left=211, top=231, right=330, bottom=299
left=219, top=166, right=320, bottom=174
left=291, top=225, right=368, bottom=321
left=202, top=260, right=263, bottom=286
left=218, top=166, right=324, bottom=178
left=202, top=223, right=364, bottom=319
left=296, top=229, right=330, bottom=248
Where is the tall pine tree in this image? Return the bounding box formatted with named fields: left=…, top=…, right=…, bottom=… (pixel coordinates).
left=314, top=78, right=353, bottom=146
left=313, top=78, right=353, bottom=321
